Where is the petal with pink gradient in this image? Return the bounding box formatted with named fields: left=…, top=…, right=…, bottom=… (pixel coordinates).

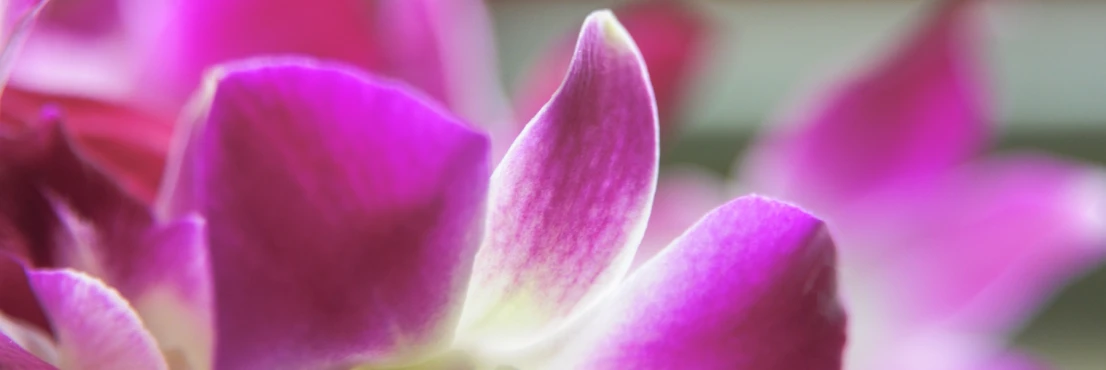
left=375, top=0, right=511, bottom=127
left=158, top=59, right=490, bottom=369
left=460, top=11, right=657, bottom=347
left=0, top=105, right=213, bottom=367
left=1, top=85, right=174, bottom=203
left=0, top=254, right=57, bottom=368
left=872, top=154, right=1106, bottom=334
left=121, top=216, right=213, bottom=370
left=38, top=0, right=119, bottom=36
left=514, top=0, right=708, bottom=140
left=0, top=335, right=55, bottom=370
left=29, top=269, right=167, bottom=369
left=546, top=196, right=845, bottom=369
left=154, top=0, right=383, bottom=104
left=0, top=255, right=51, bottom=340
left=0, top=106, right=157, bottom=277
left=742, top=0, right=988, bottom=209
left=635, top=165, right=726, bottom=268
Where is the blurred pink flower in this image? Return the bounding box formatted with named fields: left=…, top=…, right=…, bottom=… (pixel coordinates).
left=641, top=1, right=1105, bottom=369
left=6, top=0, right=513, bottom=202
left=0, top=11, right=846, bottom=369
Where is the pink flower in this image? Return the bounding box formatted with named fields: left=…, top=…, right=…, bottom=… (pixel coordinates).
left=641, top=1, right=1105, bottom=369
left=11, top=0, right=511, bottom=126
left=0, top=11, right=846, bottom=369
left=7, top=0, right=511, bottom=202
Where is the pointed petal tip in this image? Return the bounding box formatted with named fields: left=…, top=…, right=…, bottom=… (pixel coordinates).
left=461, top=8, right=658, bottom=346
left=583, top=10, right=635, bottom=54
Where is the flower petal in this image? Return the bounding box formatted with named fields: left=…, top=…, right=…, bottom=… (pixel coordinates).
left=28, top=269, right=167, bottom=370
left=157, top=59, right=490, bottom=369
left=152, top=0, right=383, bottom=106
left=0, top=107, right=213, bottom=368
left=460, top=10, right=657, bottom=347
left=635, top=165, right=725, bottom=269
left=835, top=154, right=1105, bottom=369
left=1, top=85, right=174, bottom=203
left=742, top=0, right=988, bottom=210
left=375, top=0, right=512, bottom=127
left=0, top=335, right=55, bottom=370
left=876, top=154, right=1105, bottom=333
left=0, top=254, right=57, bottom=368
left=0, top=255, right=51, bottom=340
left=545, top=196, right=845, bottom=369
left=514, top=0, right=708, bottom=140
left=121, top=216, right=213, bottom=370
left=37, top=0, right=120, bottom=37
left=0, top=106, right=157, bottom=277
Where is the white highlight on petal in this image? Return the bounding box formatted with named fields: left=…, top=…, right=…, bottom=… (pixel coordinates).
left=47, top=195, right=107, bottom=281
left=134, top=288, right=212, bottom=370
left=32, top=269, right=169, bottom=370
left=1070, top=169, right=1106, bottom=245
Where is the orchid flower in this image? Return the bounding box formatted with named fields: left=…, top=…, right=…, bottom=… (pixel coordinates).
left=0, top=10, right=847, bottom=370
left=11, top=0, right=510, bottom=123
left=624, top=1, right=1104, bottom=369
left=1, top=0, right=518, bottom=220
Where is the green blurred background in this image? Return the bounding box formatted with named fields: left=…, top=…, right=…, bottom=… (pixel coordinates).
left=488, top=0, right=1104, bottom=368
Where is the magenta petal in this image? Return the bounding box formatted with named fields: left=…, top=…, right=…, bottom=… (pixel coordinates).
left=0, top=335, right=55, bottom=369
left=548, top=196, right=845, bottom=369
left=880, top=154, right=1106, bottom=332
left=514, top=0, right=708, bottom=139
left=153, top=0, right=382, bottom=105
left=981, top=352, right=1050, bottom=370
left=158, top=59, right=490, bottom=369
left=1, top=86, right=175, bottom=203
left=0, top=99, right=212, bottom=368
left=29, top=269, right=167, bottom=369
left=0, top=255, right=51, bottom=340
left=121, top=217, right=213, bottom=369
left=635, top=166, right=726, bottom=269
left=375, top=0, right=511, bottom=126
left=742, top=0, right=988, bottom=209
left=461, top=11, right=658, bottom=346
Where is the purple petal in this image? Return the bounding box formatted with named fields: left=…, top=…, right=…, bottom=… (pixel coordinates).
left=460, top=11, right=658, bottom=347
left=742, top=0, right=988, bottom=210
left=547, top=196, right=845, bottom=369
left=157, top=59, right=490, bottom=369
left=29, top=269, right=167, bottom=369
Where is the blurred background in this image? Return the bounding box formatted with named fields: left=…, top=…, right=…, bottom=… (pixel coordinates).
left=487, top=0, right=1104, bottom=368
